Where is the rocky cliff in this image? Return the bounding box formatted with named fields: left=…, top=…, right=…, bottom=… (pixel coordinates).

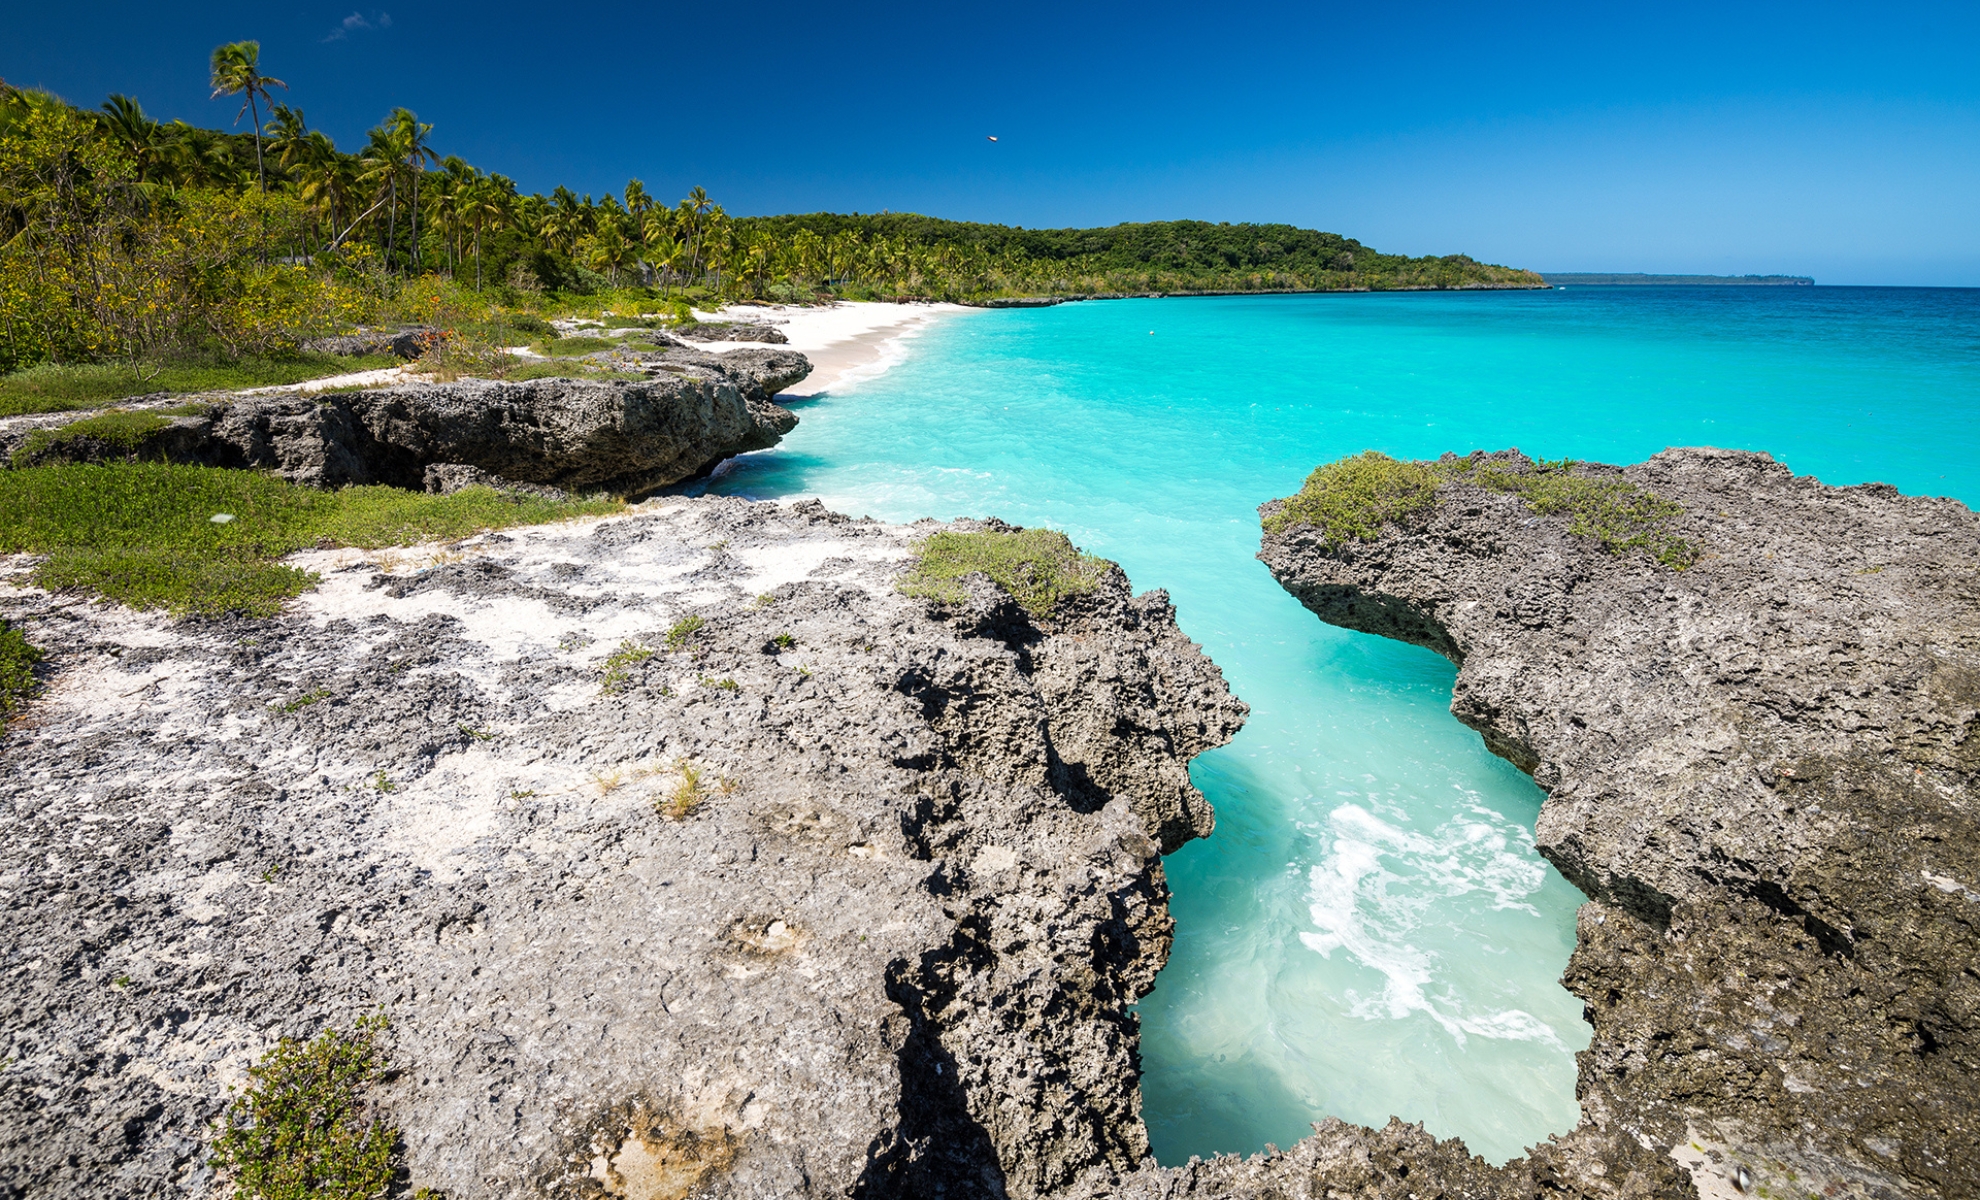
left=0, top=347, right=805, bottom=497
left=0, top=499, right=1245, bottom=1198
left=1245, top=448, right=1978, bottom=1200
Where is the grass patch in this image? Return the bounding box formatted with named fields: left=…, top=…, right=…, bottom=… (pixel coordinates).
left=0, top=462, right=621, bottom=617
left=0, top=618, right=42, bottom=722
left=660, top=761, right=707, bottom=820
left=272, top=688, right=330, bottom=714
left=1264, top=451, right=1446, bottom=542
left=533, top=335, right=620, bottom=357
left=898, top=528, right=1110, bottom=617
left=12, top=410, right=173, bottom=466
left=208, top=1014, right=398, bottom=1200
left=664, top=615, right=704, bottom=650
left=1266, top=451, right=1695, bottom=568
left=0, top=354, right=401, bottom=418
left=599, top=639, right=655, bottom=694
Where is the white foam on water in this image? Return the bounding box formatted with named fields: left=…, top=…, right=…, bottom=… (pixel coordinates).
left=1299, top=801, right=1564, bottom=1048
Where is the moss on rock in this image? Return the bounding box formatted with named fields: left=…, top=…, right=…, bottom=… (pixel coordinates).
left=899, top=527, right=1111, bottom=617
left=1267, top=451, right=1695, bottom=569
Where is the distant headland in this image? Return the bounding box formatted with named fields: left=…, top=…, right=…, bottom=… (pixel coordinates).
left=1539, top=272, right=1814, bottom=286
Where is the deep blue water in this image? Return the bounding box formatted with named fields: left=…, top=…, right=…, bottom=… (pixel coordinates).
left=705, top=285, right=1980, bottom=1163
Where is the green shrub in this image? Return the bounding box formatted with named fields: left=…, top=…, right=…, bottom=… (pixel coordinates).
left=208, top=1015, right=397, bottom=1200
left=664, top=615, right=705, bottom=650
left=1263, top=451, right=1445, bottom=541
left=12, top=410, right=172, bottom=465
left=1266, top=451, right=1696, bottom=569
left=898, top=528, right=1110, bottom=617
left=0, top=618, right=42, bottom=721
left=0, top=462, right=620, bottom=616
left=1458, top=458, right=1695, bottom=567
left=600, top=639, right=655, bottom=693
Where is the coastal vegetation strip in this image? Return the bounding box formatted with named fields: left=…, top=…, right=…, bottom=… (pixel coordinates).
left=1539, top=272, right=1814, bottom=286
left=898, top=528, right=1111, bottom=617
left=0, top=462, right=619, bottom=616
left=1268, top=451, right=1695, bottom=568
left=2, top=50, right=1541, bottom=413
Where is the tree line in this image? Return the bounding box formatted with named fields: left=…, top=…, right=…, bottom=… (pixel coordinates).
left=1, top=40, right=1541, bottom=374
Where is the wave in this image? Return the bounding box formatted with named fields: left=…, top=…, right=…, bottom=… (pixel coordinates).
left=1297, top=801, right=1562, bottom=1047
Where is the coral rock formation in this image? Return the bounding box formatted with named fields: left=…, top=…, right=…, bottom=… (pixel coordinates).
left=0, top=499, right=1244, bottom=1198
left=1252, top=447, right=1979, bottom=1200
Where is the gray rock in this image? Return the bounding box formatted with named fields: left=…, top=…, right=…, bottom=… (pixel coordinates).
left=673, top=322, right=790, bottom=344
left=1250, top=447, right=1980, bottom=1199
left=302, top=325, right=444, bottom=359
left=0, top=500, right=1245, bottom=1199
left=0, top=373, right=803, bottom=497
left=421, top=462, right=571, bottom=501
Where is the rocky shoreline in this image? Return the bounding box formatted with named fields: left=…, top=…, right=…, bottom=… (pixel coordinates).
left=0, top=344, right=809, bottom=498
left=0, top=500, right=1245, bottom=1197
left=1251, top=448, right=1978, bottom=1199
left=3, top=437, right=1972, bottom=1200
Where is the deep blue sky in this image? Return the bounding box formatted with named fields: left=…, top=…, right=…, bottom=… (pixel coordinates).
left=7, top=1, right=1978, bottom=284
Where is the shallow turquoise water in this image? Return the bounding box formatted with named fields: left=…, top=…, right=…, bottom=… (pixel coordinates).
left=705, top=287, right=1980, bottom=1164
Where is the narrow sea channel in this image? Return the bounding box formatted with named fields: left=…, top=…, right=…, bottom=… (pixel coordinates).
left=704, top=286, right=1980, bottom=1164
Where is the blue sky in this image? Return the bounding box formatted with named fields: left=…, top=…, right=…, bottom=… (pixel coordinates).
left=7, top=1, right=1978, bottom=284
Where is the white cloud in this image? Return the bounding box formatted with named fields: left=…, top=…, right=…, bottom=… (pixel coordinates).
left=323, top=11, right=391, bottom=41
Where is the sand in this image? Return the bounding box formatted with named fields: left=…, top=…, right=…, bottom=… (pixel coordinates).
left=686, top=301, right=974, bottom=397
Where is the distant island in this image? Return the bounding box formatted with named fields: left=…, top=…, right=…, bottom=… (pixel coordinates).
left=1539, top=272, right=1814, bottom=286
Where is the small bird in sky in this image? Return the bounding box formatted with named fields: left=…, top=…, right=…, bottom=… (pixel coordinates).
left=986, top=135, right=999, bottom=142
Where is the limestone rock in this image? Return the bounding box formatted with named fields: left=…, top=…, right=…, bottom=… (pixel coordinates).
left=1252, top=447, right=1980, bottom=1199
left=672, top=321, right=790, bottom=344
left=302, top=325, right=443, bottom=358
left=0, top=371, right=803, bottom=497
left=0, top=500, right=1245, bottom=1199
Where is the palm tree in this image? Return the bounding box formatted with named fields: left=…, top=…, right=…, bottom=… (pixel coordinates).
left=624, top=178, right=652, bottom=219
left=208, top=41, right=286, bottom=193
left=358, top=123, right=406, bottom=268
left=582, top=221, right=633, bottom=286
left=162, top=121, right=240, bottom=188
left=384, top=108, right=436, bottom=269
left=292, top=131, right=347, bottom=249
left=263, top=104, right=309, bottom=178
left=458, top=173, right=509, bottom=291
left=98, top=95, right=167, bottom=182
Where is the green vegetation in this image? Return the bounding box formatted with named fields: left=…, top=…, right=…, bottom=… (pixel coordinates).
left=664, top=615, right=704, bottom=650
left=4, top=53, right=1541, bottom=395
left=1264, top=451, right=1449, bottom=542
left=533, top=335, right=619, bottom=356
left=660, top=761, right=707, bottom=820
left=208, top=1014, right=399, bottom=1200
left=599, top=639, right=655, bottom=694
left=12, top=410, right=172, bottom=465
left=272, top=688, right=330, bottom=714
left=898, top=528, right=1111, bottom=617
left=1266, top=451, right=1696, bottom=568
left=0, top=463, right=620, bottom=616
left=0, top=618, right=42, bottom=722
left=737, top=213, right=1543, bottom=299
left=0, top=354, right=401, bottom=418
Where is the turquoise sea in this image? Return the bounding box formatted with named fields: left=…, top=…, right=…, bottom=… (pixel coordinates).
left=704, top=286, right=1980, bottom=1164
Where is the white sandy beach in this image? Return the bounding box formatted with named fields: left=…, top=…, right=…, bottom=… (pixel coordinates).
left=686, top=301, right=973, bottom=397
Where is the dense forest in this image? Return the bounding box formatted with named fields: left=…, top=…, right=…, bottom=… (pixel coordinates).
left=0, top=42, right=1540, bottom=377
